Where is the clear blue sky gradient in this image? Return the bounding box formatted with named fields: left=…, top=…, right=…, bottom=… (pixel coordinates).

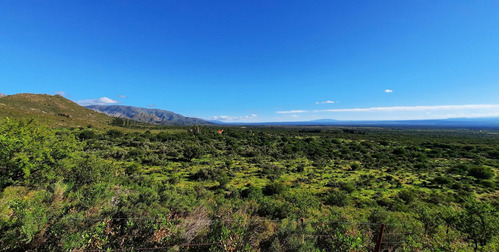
left=0, top=1, right=498, bottom=121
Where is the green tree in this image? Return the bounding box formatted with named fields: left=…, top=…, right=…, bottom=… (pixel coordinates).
left=0, top=119, right=80, bottom=188
left=457, top=201, right=498, bottom=251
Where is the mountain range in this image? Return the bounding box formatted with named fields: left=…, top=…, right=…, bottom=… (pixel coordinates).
left=0, top=93, right=497, bottom=129
left=85, top=105, right=213, bottom=126
left=0, top=93, right=212, bottom=127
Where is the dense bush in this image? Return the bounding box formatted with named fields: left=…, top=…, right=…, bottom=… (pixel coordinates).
left=0, top=119, right=498, bottom=251
left=324, top=190, right=351, bottom=207
left=468, top=165, right=494, bottom=180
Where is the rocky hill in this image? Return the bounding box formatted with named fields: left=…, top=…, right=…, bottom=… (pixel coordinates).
left=86, top=105, right=213, bottom=126
left=0, top=93, right=113, bottom=127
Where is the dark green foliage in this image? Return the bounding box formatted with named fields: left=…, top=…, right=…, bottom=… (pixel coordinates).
left=314, top=213, right=365, bottom=251
left=257, top=197, right=291, bottom=219
left=350, top=163, right=360, bottom=170
left=468, top=165, right=494, bottom=180
left=77, top=129, right=96, bottom=140
left=263, top=181, right=288, bottom=196
left=449, top=163, right=471, bottom=175
left=182, top=144, right=203, bottom=160
left=241, top=185, right=263, bottom=200
left=215, top=173, right=230, bottom=188
left=189, top=167, right=219, bottom=181
left=324, top=190, right=350, bottom=207
left=125, top=163, right=140, bottom=175
left=62, top=155, right=115, bottom=188
left=106, top=129, right=124, bottom=138
left=0, top=119, right=81, bottom=188
left=479, top=179, right=496, bottom=189
left=260, top=163, right=284, bottom=180
left=339, top=182, right=356, bottom=193
left=433, top=176, right=452, bottom=185
left=457, top=201, right=499, bottom=251
left=397, top=188, right=418, bottom=205
left=0, top=119, right=498, bottom=251
left=368, top=207, right=389, bottom=224
left=414, top=203, right=442, bottom=235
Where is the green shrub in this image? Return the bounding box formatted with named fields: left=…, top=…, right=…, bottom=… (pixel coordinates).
left=397, top=188, right=417, bottom=204
left=479, top=180, right=496, bottom=189
left=263, top=181, right=288, bottom=196
left=433, top=176, right=452, bottom=185
left=215, top=173, right=230, bottom=189
left=324, top=190, right=350, bottom=207
left=468, top=166, right=494, bottom=180
left=457, top=201, right=499, bottom=251
left=241, top=185, right=263, bottom=200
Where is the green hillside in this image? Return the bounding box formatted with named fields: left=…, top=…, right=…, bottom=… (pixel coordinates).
left=0, top=93, right=113, bottom=128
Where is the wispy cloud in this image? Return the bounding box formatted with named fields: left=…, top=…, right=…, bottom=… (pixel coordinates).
left=277, top=104, right=499, bottom=114
left=118, top=94, right=127, bottom=99
left=277, top=110, right=308, bottom=114
left=54, top=91, right=66, bottom=97
left=147, top=104, right=156, bottom=107
left=78, top=97, right=119, bottom=106
left=384, top=89, right=393, bottom=93
left=315, top=100, right=335, bottom=104
left=212, top=114, right=257, bottom=121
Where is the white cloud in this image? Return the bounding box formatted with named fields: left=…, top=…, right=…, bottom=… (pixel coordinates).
left=78, top=97, right=119, bottom=106
left=316, top=100, right=335, bottom=104
left=277, top=104, right=499, bottom=114
left=277, top=110, right=308, bottom=114
left=54, top=91, right=66, bottom=96
left=318, top=104, right=498, bottom=112
left=212, top=114, right=257, bottom=121
left=385, top=89, right=393, bottom=93
left=213, top=115, right=230, bottom=120
left=118, top=95, right=127, bottom=98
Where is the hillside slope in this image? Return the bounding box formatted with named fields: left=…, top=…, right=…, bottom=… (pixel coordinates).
left=0, top=93, right=113, bottom=127
left=86, top=105, right=213, bottom=126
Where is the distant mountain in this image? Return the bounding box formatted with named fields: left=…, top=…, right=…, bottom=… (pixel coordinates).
left=230, top=117, right=499, bottom=129
left=0, top=93, right=113, bottom=127
left=310, top=119, right=340, bottom=123
left=86, top=105, right=213, bottom=126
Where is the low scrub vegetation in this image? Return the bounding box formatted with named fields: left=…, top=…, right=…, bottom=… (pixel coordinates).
left=0, top=119, right=498, bottom=251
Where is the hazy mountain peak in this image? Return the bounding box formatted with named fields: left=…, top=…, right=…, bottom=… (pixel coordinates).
left=86, top=105, right=212, bottom=126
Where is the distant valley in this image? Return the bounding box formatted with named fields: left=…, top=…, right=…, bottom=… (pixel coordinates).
left=238, top=117, right=499, bottom=129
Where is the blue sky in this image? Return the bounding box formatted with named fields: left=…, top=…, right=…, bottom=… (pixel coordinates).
left=0, top=1, right=498, bottom=122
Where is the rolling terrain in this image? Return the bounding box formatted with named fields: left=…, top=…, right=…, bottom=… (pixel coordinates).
left=0, top=93, right=212, bottom=128
left=0, top=93, right=498, bottom=251
left=0, top=93, right=113, bottom=128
